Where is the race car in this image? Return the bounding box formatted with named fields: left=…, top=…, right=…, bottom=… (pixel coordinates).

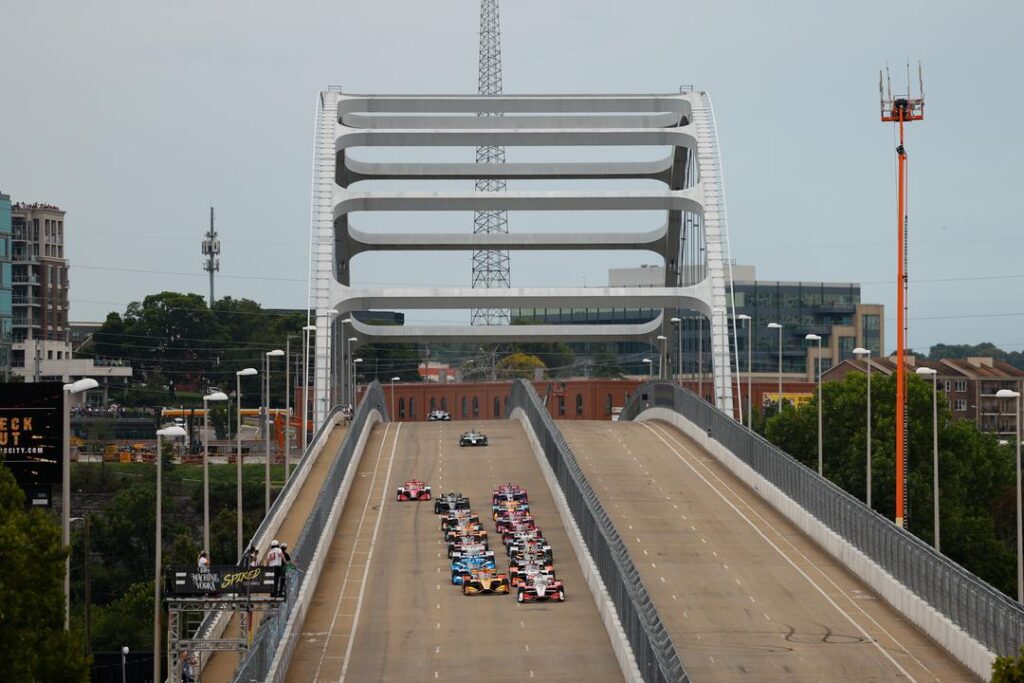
left=428, top=410, right=451, bottom=421
left=451, top=552, right=497, bottom=584
left=492, top=483, right=528, bottom=505
left=462, top=567, right=511, bottom=596
left=509, top=539, right=554, bottom=564
left=492, top=498, right=530, bottom=520
left=396, top=479, right=431, bottom=502
left=509, top=560, right=556, bottom=589
left=517, top=573, right=565, bottom=603
left=448, top=536, right=490, bottom=559
left=433, top=492, right=471, bottom=515
left=441, top=510, right=481, bottom=532
left=503, top=530, right=548, bottom=554
left=495, top=512, right=536, bottom=535
left=458, top=429, right=488, bottom=447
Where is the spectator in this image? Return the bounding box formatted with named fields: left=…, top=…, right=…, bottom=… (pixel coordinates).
left=266, top=540, right=285, bottom=596
left=197, top=550, right=210, bottom=572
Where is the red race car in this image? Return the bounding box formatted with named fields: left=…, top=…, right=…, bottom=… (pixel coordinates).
left=516, top=573, right=565, bottom=603
left=396, top=479, right=432, bottom=502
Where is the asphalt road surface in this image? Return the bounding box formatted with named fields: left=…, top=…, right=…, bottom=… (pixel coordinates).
left=285, top=420, right=622, bottom=683
left=559, top=419, right=978, bottom=682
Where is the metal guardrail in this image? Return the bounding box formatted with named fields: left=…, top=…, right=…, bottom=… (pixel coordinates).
left=232, top=381, right=388, bottom=683
left=508, top=379, right=689, bottom=683
left=621, top=381, right=1024, bottom=658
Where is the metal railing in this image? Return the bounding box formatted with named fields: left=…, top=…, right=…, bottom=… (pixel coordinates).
left=233, top=381, right=388, bottom=683
left=508, top=379, right=689, bottom=682
left=621, top=381, right=1024, bottom=657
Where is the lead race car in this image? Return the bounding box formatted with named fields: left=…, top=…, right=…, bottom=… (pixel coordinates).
left=458, top=429, right=488, bottom=447
left=396, top=479, right=432, bottom=502
left=428, top=410, right=451, bottom=421
left=433, top=492, right=471, bottom=515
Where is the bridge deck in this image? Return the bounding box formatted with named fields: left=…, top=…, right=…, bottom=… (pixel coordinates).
left=558, top=420, right=977, bottom=682
left=201, top=425, right=347, bottom=682
left=285, top=420, right=620, bottom=682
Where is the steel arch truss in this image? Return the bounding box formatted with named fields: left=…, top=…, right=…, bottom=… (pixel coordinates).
left=310, top=91, right=737, bottom=422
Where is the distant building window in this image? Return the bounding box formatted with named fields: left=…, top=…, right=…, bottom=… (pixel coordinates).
left=576, top=394, right=584, bottom=416
left=409, top=398, right=415, bottom=419
left=944, top=381, right=951, bottom=393
left=398, top=398, right=405, bottom=419
left=558, top=396, right=566, bottom=416
left=461, top=396, right=468, bottom=418
left=472, top=396, right=479, bottom=417
left=430, top=397, right=436, bottom=412
left=493, top=397, right=501, bottom=418
left=440, top=397, right=447, bottom=412
left=954, top=399, right=967, bottom=412
left=955, top=380, right=967, bottom=392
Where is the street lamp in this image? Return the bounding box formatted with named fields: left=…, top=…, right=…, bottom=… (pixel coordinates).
left=121, top=646, right=129, bottom=683
left=202, top=391, right=228, bottom=554
left=738, top=315, right=751, bottom=428
left=63, top=377, right=98, bottom=630
left=301, top=325, right=316, bottom=450
left=154, top=425, right=186, bottom=683
left=341, top=317, right=354, bottom=405
left=284, top=334, right=298, bottom=480
left=235, top=367, right=258, bottom=560
left=767, top=323, right=783, bottom=411
left=917, top=366, right=939, bottom=552
left=853, top=347, right=873, bottom=508
left=656, top=335, right=667, bottom=380
left=353, top=358, right=364, bottom=405
left=997, top=388, right=1022, bottom=602
left=264, top=349, right=285, bottom=512
left=805, top=333, right=823, bottom=476
left=642, top=358, right=654, bottom=380
left=347, top=336, right=359, bottom=412
left=390, top=376, right=401, bottom=421
left=670, top=317, right=682, bottom=386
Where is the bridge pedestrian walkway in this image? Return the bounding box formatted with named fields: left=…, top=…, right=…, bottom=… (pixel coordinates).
left=284, top=420, right=621, bottom=682
left=200, top=425, right=347, bottom=683
left=559, top=419, right=977, bottom=682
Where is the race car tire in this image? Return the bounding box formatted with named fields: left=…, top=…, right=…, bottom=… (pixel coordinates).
left=517, top=589, right=525, bottom=604
left=558, top=589, right=565, bottom=602
left=462, top=584, right=470, bottom=596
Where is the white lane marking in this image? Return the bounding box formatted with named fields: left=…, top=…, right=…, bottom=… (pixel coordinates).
left=338, top=423, right=403, bottom=682
left=311, top=424, right=392, bottom=682
left=642, top=421, right=920, bottom=682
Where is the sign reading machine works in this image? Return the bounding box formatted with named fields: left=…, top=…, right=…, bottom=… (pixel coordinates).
left=165, top=566, right=280, bottom=597
left=0, top=382, right=64, bottom=488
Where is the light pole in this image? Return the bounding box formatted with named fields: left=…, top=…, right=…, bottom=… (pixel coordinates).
left=264, top=349, right=284, bottom=512
left=656, top=335, right=667, bottom=380
left=997, top=388, right=1022, bottom=602
left=284, top=334, right=297, bottom=480
left=327, top=310, right=340, bottom=412
left=853, top=347, right=873, bottom=508
left=917, top=366, right=939, bottom=551
left=670, top=316, right=682, bottom=386
left=63, top=377, right=98, bottom=630
left=154, top=425, right=186, bottom=683
left=697, top=315, right=704, bottom=399
left=352, top=358, right=364, bottom=405
left=642, top=358, right=654, bottom=380
left=235, top=367, right=258, bottom=560
left=301, top=324, right=316, bottom=450
left=341, top=317, right=354, bottom=405
left=121, top=646, right=129, bottom=683
left=805, top=333, right=823, bottom=475
left=767, top=323, right=783, bottom=411
left=390, top=376, right=401, bottom=420
left=347, top=336, right=359, bottom=411
left=738, top=314, right=751, bottom=428
left=202, top=391, right=228, bottom=554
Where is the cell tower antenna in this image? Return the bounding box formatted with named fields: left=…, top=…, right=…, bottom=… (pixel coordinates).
left=880, top=61, right=924, bottom=530
left=201, top=206, right=220, bottom=307
left=470, top=0, right=511, bottom=325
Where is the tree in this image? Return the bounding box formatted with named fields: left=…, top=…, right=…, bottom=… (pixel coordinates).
left=590, top=344, right=625, bottom=378
left=0, top=465, right=90, bottom=681
left=765, top=371, right=1017, bottom=595
left=994, top=646, right=1024, bottom=682
left=496, top=353, right=546, bottom=379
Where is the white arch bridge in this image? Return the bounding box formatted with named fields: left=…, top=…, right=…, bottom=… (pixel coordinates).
left=309, top=90, right=740, bottom=422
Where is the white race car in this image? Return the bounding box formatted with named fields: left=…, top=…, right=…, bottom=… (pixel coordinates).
left=459, top=429, right=488, bottom=447
left=428, top=410, right=451, bottom=421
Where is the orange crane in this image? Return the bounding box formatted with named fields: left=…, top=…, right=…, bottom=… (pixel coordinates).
left=880, top=63, right=924, bottom=528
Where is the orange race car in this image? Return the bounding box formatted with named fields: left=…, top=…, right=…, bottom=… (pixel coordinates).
left=462, top=567, right=511, bottom=596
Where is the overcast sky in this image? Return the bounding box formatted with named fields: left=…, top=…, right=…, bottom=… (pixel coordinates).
left=1, top=0, right=1021, bottom=352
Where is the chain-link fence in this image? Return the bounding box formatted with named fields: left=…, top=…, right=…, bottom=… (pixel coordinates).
left=231, top=382, right=388, bottom=683
left=621, top=380, right=1024, bottom=658
left=508, top=379, right=689, bottom=682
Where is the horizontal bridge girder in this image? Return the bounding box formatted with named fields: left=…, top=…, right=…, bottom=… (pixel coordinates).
left=340, top=113, right=685, bottom=130
left=347, top=316, right=666, bottom=345
left=335, top=127, right=698, bottom=151
left=341, top=157, right=676, bottom=185
left=336, top=93, right=692, bottom=116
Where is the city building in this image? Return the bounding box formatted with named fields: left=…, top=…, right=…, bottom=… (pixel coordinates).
left=824, top=356, right=1024, bottom=440
left=0, top=192, right=11, bottom=378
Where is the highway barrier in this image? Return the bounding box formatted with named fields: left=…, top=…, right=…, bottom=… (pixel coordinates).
left=508, top=379, right=689, bottom=683
left=622, top=381, right=1024, bottom=677
left=232, top=381, right=388, bottom=683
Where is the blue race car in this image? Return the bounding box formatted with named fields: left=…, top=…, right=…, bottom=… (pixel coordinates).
left=451, top=551, right=496, bottom=585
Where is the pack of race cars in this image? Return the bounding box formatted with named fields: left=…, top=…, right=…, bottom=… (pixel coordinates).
left=402, top=483, right=566, bottom=602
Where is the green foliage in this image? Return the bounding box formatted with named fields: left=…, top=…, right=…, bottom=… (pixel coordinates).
left=496, top=352, right=546, bottom=379
left=210, top=400, right=235, bottom=440
left=89, top=581, right=153, bottom=651
left=589, top=344, right=626, bottom=378
left=993, top=646, right=1024, bottom=682
left=928, top=342, right=1024, bottom=371
left=765, top=372, right=1017, bottom=595
left=0, top=466, right=90, bottom=681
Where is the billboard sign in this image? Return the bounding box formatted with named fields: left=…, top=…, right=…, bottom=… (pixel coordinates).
left=164, top=565, right=280, bottom=597
left=0, top=382, right=64, bottom=488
